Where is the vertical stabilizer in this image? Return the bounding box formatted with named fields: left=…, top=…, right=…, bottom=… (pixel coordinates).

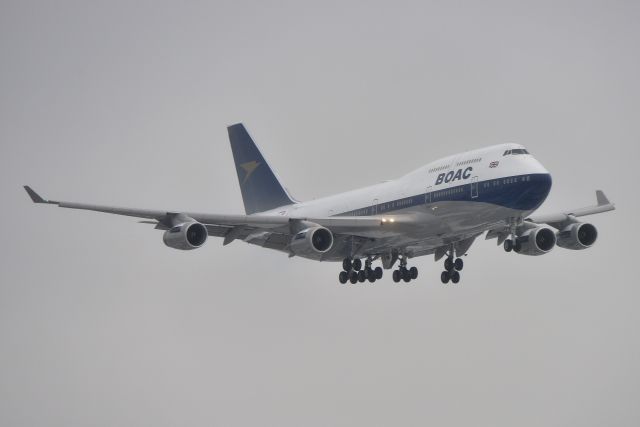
left=227, top=123, right=296, bottom=214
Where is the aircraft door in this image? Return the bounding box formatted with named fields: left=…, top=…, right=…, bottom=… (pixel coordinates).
left=471, top=177, right=479, bottom=198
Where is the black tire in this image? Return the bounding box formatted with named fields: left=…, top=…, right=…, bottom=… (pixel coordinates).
left=392, top=270, right=401, bottom=283
left=375, top=267, right=383, bottom=279
left=402, top=268, right=411, bottom=282
left=368, top=273, right=376, bottom=283
left=358, top=270, right=366, bottom=282
left=353, top=258, right=362, bottom=271
left=454, top=258, right=464, bottom=271
left=444, top=257, right=454, bottom=271
left=451, top=271, right=460, bottom=284
left=349, top=271, right=358, bottom=284
left=342, top=258, right=352, bottom=271
left=409, top=266, right=418, bottom=280
left=504, top=239, right=513, bottom=252
left=514, top=239, right=522, bottom=253
left=441, top=271, right=450, bottom=284
left=339, top=271, right=348, bottom=284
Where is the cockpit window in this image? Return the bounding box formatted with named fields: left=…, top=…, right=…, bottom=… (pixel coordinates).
left=503, top=149, right=529, bottom=156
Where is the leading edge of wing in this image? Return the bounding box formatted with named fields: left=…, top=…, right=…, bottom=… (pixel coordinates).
left=23, top=185, right=418, bottom=235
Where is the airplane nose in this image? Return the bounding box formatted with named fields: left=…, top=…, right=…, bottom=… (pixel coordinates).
left=529, top=155, right=551, bottom=175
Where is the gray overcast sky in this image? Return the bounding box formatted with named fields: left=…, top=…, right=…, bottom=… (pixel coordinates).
left=1, top=1, right=639, bottom=426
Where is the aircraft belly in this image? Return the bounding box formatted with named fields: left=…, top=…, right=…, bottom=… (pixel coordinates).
left=263, top=201, right=530, bottom=262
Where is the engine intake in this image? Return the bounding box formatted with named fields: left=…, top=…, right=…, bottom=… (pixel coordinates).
left=289, top=226, right=334, bottom=256
left=163, top=221, right=208, bottom=250
left=557, top=222, right=598, bottom=250
left=515, top=226, right=556, bottom=256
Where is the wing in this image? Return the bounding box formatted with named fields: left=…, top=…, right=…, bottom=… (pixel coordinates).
left=24, top=186, right=413, bottom=253
left=485, top=190, right=615, bottom=245
left=526, top=190, right=615, bottom=228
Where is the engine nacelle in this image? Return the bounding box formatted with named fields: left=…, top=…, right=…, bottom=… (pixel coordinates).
left=556, top=222, right=598, bottom=250
left=163, top=221, right=208, bottom=250
left=515, top=226, right=556, bottom=256
left=289, top=226, right=334, bottom=256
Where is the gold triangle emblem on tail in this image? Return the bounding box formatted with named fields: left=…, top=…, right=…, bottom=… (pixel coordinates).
left=240, top=160, right=261, bottom=185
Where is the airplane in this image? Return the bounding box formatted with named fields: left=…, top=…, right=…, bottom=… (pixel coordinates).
left=24, top=123, right=615, bottom=284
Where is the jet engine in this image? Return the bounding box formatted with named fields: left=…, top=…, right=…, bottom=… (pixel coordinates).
left=514, top=226, right=556, bottom=256
left=289, top=226, right=334, bottom=256
left=556, top=222, right=598, bottom=250
left=163, top=221, right=208, bottom=250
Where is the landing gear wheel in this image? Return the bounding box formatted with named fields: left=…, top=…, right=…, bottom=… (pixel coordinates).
left=504, top=239, right=513, bottom=252
left=401, top=268, right=410, bottom=283
left=375, top=267, right=383, bottom=279
left=352, top=258, right=362, bottom=271
left=441, top=271, right=450, bottom=284
left=349, top=271, right=358, bottom=284
left=339, top=271, right=348, bottom=284
left=451, top=271, right=460, bottom=284
left=444, top=257, right=454, bottom=271
left=358, top=270, right=366, bottom=283
left=342, top=258, right=352, bottom=271
left=514, top=239, right=522, bottom=253
left=368, top=273, right=376, bottom=283
left=454, top=258, right=464, bottom=271
left=409, top=266, right=418, bottom=280
left=392, top=270, right=401, bottom=283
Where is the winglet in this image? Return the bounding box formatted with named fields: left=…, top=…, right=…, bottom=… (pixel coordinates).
left=24, top=186, right=58, bottom=204
left=23, top=185, right=49, bottom=203
left=596, top=190, right=611, bottom=206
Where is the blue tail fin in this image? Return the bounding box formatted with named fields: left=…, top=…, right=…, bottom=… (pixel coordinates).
left=227, top=123, right=296, bottom=214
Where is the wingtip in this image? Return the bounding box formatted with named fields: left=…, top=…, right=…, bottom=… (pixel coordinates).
left=24, top=185, right=47, bottom=203
left=596, top=190, right=611, bottom=206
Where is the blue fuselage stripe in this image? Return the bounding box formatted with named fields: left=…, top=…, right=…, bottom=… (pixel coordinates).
left=337, top=173, right=552, bottom=217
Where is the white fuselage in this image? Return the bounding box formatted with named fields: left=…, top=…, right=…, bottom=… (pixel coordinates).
left=260, top=143, right=552, bottom=261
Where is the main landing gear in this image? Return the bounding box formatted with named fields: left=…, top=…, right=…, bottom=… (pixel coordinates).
left=339, top=257, right=383, bottom=284
left=440, top=254, right=463, bottom=284
left=392, top=256, right=418, bottom=284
